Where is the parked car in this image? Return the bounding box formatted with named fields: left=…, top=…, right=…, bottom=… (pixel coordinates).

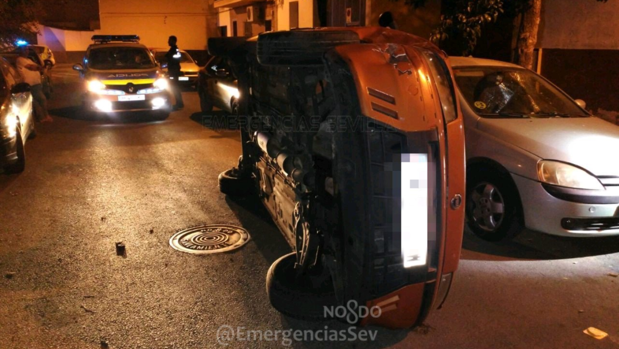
left=151, top=48, right=200, bottom=87
left=0, top=57, right=35, bottom=174
left=72, top=35, right=171, bottom=118
left=210, top=25, right=466, bottom=329
left=28, top=44, right=56, bottom=67
left=197, top=55, right=239, bottom=113
left=451, top=56, right=619, bottom=241
left=2, top=48, right=54, bottom=99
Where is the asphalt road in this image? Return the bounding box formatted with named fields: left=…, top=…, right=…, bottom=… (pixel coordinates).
left=0, top=65, right=618, bottom=349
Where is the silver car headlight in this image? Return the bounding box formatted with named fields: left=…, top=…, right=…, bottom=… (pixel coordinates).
left=537, top=160, right=604, bottom=190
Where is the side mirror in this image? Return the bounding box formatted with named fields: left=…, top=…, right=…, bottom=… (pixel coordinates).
left=216, top=68, right=228, bottom=78
left=11, top=82, right=31, bottom=94
left=575, top=99, right=586, bottom=109
left=378, top=11, right=397, bottom=29
left=73, top=64, right=84, bottom=72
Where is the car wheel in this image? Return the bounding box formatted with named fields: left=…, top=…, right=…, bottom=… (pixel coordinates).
left=199, top=89, right=213, bottom=113
left=218, top=168, right=253, bottom=196
left=5, top=131, right=26, bottom=174
left=257, top=30, right=360, bottom=66
left=28, top=121, right=37, bottom=139
left=266, top=252, right=338, bottom=321
left=466, top=169, right=523, bottom=241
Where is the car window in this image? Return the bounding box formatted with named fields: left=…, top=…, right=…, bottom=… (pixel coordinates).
left=154, top=52, right=166, bottom=64
left=179, top=52, right=194, bottom=63
left=155, top=51, right=194, bottom=64
left=88, top=47, right=157, bottom=70
left=6, top=63, right=21, bottom=84
left=208, top=57, right=231, bottom=75
left=0, top=69, right=8, bottom=99
left=30, top=46, right=45, bottom=54
left=454, top=67, right=588, bottom=118
left=0, top=59, right=16, bottom=87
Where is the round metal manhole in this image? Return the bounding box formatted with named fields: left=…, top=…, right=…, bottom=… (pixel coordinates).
left=169, top=225, right=250, bottom=254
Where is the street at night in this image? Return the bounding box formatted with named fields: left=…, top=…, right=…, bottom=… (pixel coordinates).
left=0, top=65, right=617, bottom=348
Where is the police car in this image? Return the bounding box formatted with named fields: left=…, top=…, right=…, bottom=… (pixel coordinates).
left=73, top=35, right=170, bottom=117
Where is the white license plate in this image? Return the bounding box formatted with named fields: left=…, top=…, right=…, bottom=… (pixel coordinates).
left=401, top=153, right=428, bottom=268
left=118, top=95, right=145, bottom=101
left=178, top=77, right=189, bottom=81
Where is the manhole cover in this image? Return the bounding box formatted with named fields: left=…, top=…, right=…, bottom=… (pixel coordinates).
left=169, top=225, right=250, bottom=254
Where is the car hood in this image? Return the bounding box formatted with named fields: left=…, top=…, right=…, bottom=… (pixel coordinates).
left=180, top=62, right=199, bottom=73
left=477, top=116, right=619, bottom=176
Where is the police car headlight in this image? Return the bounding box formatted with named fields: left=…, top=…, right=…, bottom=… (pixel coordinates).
left=88, top=80, right=106, bottom=93
left=154, top=78, right=168, bottom=90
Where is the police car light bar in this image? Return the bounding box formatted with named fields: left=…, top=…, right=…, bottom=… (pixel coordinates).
left=92, top=35, right=140, bottom=43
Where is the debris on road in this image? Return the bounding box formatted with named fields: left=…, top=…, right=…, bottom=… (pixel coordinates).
left=4, top=272, right=16, bottom=279
left=149, top=228, right=154, bottom=234
left=608, top=272, right=618, bottom=278
left=83, top=295, right=95, bottom=299
left=583, top=327, right=608, bottom=340
left=115, top=242, right=126, bottom=256
left=101, top=216, right=107, bottom=222
left=578, top=309, right=585, bottom=314
left=80, top=305, right=95, bottom=313
left=100, top=340, right=109, bottom=349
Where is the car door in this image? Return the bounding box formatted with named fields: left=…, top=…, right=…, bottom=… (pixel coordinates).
left=206, top=57, right=238, bottom=112
left=0, top=59, right=32, bottom=138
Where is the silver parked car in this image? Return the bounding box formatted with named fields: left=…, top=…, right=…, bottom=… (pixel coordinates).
left=451, top=57, right=619, bottom=240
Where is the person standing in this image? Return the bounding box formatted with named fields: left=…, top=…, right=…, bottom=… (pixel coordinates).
left=16, top=47, right=53, bottom=123
left=165, top=35, right=184, bottom=110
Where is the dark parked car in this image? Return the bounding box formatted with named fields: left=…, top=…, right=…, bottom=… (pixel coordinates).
left=197, top=56, right=239, bottom=113
left=0, top=57, right=35, bottom=174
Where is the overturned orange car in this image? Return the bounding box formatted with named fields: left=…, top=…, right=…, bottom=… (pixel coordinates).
left=209, top=25, right=466, bottom=329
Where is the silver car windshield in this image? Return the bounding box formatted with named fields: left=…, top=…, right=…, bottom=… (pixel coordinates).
left=454, top=67, right=589, bottom=118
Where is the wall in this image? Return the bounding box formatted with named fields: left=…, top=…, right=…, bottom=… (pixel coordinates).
left=538, top=0, right=619, bottom=49
left=537, top=0, right=619, bottom=118
left=98, top=0, right=210, bottom=50
left=37, top=25, right=101, bottom=63
left=276, top=0, right=314, bottom=31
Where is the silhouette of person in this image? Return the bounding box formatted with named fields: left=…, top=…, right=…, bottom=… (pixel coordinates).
left=165, top=35, right=184, bottom=110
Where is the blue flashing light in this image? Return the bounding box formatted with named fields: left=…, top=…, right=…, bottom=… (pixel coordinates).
left=16, top=40, right=28, bottom=46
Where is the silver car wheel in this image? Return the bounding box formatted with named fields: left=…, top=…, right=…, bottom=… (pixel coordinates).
left=470, top=182, right=505, bottom=232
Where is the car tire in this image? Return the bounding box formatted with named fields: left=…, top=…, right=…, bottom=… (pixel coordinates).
left=466, top=169, right=523, bottom=241
left=266, top=252, right=338, bottom=321
left=218, top=168, right=253, bottom=196
left=5, top=131, right=26, bottom=174
left=257, top=30, right=360, bottom=66
left=28, top=122, right=37, bottom=139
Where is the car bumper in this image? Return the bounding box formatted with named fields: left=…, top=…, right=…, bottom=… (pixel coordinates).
left=177, top=75, right=198, bottom=85
left=513, top=174, right=619, bottom=237
left=84, top=92, right=171, bottom=113
left=0, top=136, right=18, bottom=167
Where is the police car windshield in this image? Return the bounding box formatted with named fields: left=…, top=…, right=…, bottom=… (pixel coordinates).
left=88, top=47, right=156, bottom=70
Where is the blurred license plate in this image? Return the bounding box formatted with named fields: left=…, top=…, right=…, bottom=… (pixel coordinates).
left=178, top=77, right=189, bottom=81
left=118, top=95, right=145, bottom=101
